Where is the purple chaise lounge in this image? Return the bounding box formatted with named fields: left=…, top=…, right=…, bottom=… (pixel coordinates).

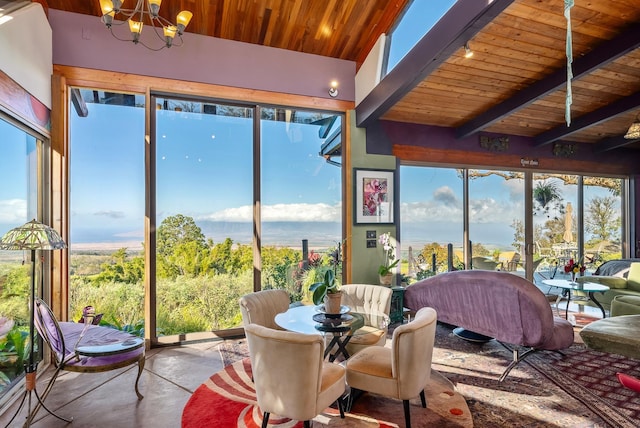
left=404, top=270, right=574, bottom=381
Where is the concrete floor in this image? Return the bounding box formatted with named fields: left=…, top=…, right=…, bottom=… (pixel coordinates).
left=0, top=340, right=226, bottom=428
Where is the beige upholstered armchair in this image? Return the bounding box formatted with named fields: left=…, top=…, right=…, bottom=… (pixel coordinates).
left=244, top=323, right=346, bottom=428
left=239, top=289, right=290, bottom=329
left=345, top=307, right=437, bottom=428
left=340, top=284, right=392, bottom=356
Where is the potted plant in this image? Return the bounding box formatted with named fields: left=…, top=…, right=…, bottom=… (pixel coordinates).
left=378, top=232, right=399, bottom=286
left=309, top=270, right=342, bottom=314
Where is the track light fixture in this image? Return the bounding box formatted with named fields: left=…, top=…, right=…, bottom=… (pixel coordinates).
left=464, top=42, right=473, bottom=59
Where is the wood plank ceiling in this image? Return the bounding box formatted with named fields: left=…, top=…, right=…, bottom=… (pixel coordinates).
left=44, top=0, right=640, bottom=152
left=357, top=0, right=640, bottom=152
left=42, top=0, right=409, bottom=65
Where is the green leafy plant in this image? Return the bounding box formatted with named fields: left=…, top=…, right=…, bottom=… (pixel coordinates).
left=309, top=270, right=339, bottom=305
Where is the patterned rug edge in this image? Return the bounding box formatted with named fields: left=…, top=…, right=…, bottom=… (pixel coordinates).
left=524, top=345, right=639, bottom=428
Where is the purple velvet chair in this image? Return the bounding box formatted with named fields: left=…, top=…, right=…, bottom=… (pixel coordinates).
left=33, top=298, right=145, bottom=415
left=404, top=270, right=574, bottom=381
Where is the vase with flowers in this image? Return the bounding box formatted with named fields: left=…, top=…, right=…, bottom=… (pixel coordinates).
left=378, top=232, right=399, bottom=286
left=564, top=258, right=585, bottom=283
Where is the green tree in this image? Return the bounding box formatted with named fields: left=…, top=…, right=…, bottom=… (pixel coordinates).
left=585, top=196, right=620, bottom=242
left=418, top=243, right=451, bottom=273
left=157, top=215, right=207, bottom=278
left=157, top=214, right=206, bottom=256
left=93, top=248, right=144, bottom=284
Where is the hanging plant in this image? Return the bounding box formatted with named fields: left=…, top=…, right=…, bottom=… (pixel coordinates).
left=533, top=181, right=563, bottom=217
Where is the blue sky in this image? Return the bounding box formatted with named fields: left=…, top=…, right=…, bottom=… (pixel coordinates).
left=0, top=119, right=34, bottom=227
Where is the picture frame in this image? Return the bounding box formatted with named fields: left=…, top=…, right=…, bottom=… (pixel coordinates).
left=354, top=168, right=394, bottom=224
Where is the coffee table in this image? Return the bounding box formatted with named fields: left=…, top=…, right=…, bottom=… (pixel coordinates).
left=542, top=279, right=609, bottom=319
left=275, top=304, right=389, bottom=362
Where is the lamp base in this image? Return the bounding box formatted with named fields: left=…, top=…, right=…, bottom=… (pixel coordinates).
left=3, top=365, right=72, bottom=428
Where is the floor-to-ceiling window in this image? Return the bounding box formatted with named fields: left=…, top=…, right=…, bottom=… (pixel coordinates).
left=154, top=97, right=254, bottom=336
left=0, top=115, right=43, bottom=400
left=400, top=165, right=628, bottom=286
left=68, top=89, right=145, bottom=334
left=260, top=108, right=342, bottom=302
left=68, top=86, right=343, bottom=343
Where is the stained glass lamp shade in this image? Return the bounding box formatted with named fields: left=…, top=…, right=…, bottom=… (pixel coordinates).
left=0, top=219, right=66, bottom=251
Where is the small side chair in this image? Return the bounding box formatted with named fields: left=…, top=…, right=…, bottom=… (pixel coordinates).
left=345, top=307, right=437, bottom=428
left=33, top=298, right=146, bottom=407
left=244, top=323, right=346, bottom=427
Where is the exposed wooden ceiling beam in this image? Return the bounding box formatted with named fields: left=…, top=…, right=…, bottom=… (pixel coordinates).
left=594, top=135, right=640, bottom=153
left=534, top=91, right=640, bottom=147
left=456, top=23, right=640, bottom=139
left=355, top=0, right=515, bottom=128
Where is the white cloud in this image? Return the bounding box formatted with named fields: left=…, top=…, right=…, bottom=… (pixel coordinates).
left=0, top=199, right=27, bottom=223
left=94, top=210, right=126, bottom=219
left=201, top=202, right=342, bottom=222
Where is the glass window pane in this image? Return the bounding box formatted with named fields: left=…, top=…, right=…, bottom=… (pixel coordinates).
left=583, top=177, right=623, bottom=270
left=533, top=174, right=578, bottom=281
left=69, top=88, right=145, bottom=334
left=469, top=170, right=524, bottom=274
left=0, top=116, right=40, bottom=398
left=155, top=98, right=254, bottom=335
left=385, top=0, right=457, bottom=75
left=400, top=165, right=463, bottom=280
left=260, top=109, right=342, bottom=302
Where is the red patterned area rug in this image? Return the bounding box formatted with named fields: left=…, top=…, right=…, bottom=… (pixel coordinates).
left=214, top=324, right=640, bottom=427
left=182, top=357, right=472, bottom=427
left=527, top=343, right=640, bottom=425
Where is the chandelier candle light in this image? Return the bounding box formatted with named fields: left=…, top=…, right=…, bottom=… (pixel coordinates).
left=99, top=0, right=193, bottom=50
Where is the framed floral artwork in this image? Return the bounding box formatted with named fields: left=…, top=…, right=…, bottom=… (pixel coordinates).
left=354, top=168, right=394, bottom=224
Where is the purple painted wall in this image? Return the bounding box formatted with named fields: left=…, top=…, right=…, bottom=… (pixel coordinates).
left=373, top=120, right=640, bottom=173
left=48, top=10, right=355, bottom=101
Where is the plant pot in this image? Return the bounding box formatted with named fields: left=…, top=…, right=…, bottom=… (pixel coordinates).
left=324, top=292, right=343, bottom=314
left=379, top=273, right=393, bottom=286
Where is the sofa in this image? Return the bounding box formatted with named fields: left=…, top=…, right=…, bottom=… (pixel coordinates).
left=576, top=262, right=640, bottom=312
left=404, top=270, right=574, bottom=381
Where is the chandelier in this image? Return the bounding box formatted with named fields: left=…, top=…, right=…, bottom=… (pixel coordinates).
left=98, top=0, right=193, bottom=51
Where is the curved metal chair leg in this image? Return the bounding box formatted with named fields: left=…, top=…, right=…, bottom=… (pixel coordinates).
left=499, top=347, right=538, bottom=382
left=134, top=357, right=146, bottom=400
